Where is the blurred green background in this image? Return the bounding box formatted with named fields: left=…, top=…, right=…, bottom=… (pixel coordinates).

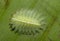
left=0, top=0, right=60, bottom=41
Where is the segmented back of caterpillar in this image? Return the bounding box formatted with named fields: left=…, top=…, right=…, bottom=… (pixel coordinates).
left=9, top=9, right=46, bottom=35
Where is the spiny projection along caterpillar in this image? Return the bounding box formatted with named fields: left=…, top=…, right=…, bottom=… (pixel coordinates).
left=9, top=9, right=45, bottom=35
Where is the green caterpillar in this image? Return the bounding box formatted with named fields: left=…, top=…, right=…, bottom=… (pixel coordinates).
left=9, top=8, right=45, bottom=35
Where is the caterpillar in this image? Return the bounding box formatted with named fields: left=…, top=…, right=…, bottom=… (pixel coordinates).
left=9, top=8, right=46, bottom=35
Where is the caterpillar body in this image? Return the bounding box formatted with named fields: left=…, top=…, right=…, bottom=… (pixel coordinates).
left=9, top=9, right=46, bottom=35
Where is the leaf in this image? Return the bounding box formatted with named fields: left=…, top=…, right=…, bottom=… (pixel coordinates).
left=0, top=0, right=60, bottom=41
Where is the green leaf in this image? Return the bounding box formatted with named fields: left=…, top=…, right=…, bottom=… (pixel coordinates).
left=0, top=0, right=60, bottom=41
